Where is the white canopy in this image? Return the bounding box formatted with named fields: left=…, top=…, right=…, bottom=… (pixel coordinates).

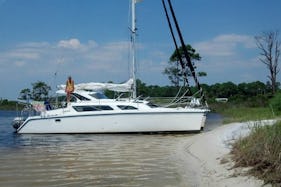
left=57, top=79, right=133, bottom=93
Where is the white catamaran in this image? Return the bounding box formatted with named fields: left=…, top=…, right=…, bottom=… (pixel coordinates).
left=12, top=0, right=209, bottom=134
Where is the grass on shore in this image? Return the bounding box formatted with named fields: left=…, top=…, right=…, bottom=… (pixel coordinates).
left=209, top=103, right=275, bottom=124
left=220, top=107, right=274, bottom=124
left=210, top=102, right=280, bottom=185
left=230, top=121, right=281, bottom=185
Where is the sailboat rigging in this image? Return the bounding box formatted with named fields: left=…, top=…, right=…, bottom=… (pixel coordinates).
left=162, top=0, right=206, bottom=103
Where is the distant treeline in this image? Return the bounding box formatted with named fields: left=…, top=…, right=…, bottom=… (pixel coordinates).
left=136, top=80, right=272, bottom=102
left=0, top=80, right=275, bottom=110
left=0, top=99, right=19, bottom=111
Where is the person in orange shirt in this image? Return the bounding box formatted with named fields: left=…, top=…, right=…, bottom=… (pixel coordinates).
left=65, top=76, right=74, bottom=104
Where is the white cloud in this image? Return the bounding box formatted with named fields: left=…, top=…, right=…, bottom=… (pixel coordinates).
left=103, top=41, right=129, bottom=51
left=0, top=38, right=133, bottom=83
left=214, top=34, right=252, bottom=43
left=191, top=34, right=266, bottom=84
left=194, top=34, right=255, bottom=57
left=58, top=38, right=82, bottom=49
left=16, top=42, right=50, bottom=48
left=7, top=51, right=40, bottom=60
left=87, top=40, right=98, bottom=48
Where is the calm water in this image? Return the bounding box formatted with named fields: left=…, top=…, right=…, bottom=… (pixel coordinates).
left=0, top=110, right=222, bottom=187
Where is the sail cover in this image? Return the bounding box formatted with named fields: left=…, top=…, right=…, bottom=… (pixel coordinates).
left=57, top=79, right=133, bottom=92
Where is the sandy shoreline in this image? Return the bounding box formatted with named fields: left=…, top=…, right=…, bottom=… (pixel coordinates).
left=177, top=121, right=274, bottom=187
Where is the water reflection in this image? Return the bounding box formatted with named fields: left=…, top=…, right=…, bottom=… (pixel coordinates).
left=0, top=111, right=222, bottom=187
left=1, top=134, right=191, bottom=187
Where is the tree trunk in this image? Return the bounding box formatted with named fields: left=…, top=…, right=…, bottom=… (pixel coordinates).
left=255, top=31, right=280, bottom=94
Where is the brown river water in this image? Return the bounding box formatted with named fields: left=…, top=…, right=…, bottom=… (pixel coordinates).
left=0, top=111, right=221, bottom=187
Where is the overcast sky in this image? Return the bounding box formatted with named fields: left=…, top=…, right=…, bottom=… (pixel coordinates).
left=0, top=0, right=281, bottom=100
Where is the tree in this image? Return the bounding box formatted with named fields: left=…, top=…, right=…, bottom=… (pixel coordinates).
left=163, top=44, right=206, bottom=86
left=19, top=88, right=31, bottom=100
left=255, top=31, right=281, bottom=94
left=31, top=81, right=51, bottom=101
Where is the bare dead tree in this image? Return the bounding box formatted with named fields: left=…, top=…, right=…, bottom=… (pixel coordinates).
left=255, top=31, right=280, bottom=94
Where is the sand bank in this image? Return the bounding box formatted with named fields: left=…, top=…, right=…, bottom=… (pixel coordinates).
left=178, top=121, right=275, bottom=187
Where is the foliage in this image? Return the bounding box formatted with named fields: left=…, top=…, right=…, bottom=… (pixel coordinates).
left=163, top=44, right=206, bottom=86
left=269, top=92, right=281, bottom=115
left=231, top=121, right=281, bottom=185
left=169, top=44, right=201, bottom=62
left=109, top=80, right=275, bottom=106
left=137, top=79, right=183, bottom=98
left=31, top=81, right=51, bottom=101
left=0, top=99, right=23, bottom=110
left=203, top=81, right=270, bottom=99
left=163, top=66, right=182, bottom=86
left=19, top=88, right=31, bottom=100
left=19, top=81, right=51, bottom=101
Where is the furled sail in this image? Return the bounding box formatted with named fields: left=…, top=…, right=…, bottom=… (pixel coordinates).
left=57, top=79, right=133, bottom=92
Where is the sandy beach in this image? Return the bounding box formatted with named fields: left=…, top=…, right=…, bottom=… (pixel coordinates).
left=177, top=121, right=274, bottom=187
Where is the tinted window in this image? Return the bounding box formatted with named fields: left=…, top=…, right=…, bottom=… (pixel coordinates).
left=147, top=102, right=159, bottom=108
left=73, top=106, right=95, bottom=112
left=117, top=105, right=138, bottom=110
left=73, top=105, right=113, bottom=112
left=93, top=105, right=113, bottom=110
left=71, top=93, right=91, bottom=101
left=89, top=93, right=108, bottom=99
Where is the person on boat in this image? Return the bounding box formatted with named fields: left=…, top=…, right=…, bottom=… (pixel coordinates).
left=65, top=76, right=75, bottom=104
left=44, top=100, right=52, bottom=110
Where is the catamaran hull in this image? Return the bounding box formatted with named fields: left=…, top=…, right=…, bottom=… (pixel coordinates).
left=16, top=112, right=207, bottom=134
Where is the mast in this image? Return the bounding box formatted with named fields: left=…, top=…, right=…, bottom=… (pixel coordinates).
left=131, top=0, right=137, bottom=98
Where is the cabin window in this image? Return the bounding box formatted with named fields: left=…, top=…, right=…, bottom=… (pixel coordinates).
left=71, top=93, right=91, bottom=101
left=146, top=102, right=159, bottom=108
left=89, top=93, right=108, bottom=99
left=73, top=105, right=113, bottom=112
left=117, top=105, right=138, bottom=110
left=73, top=106, right=95, bottom=112
left=93, top=105, right=113, bottom=111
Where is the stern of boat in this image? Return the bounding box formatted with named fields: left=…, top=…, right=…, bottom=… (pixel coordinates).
left=200, top=108, right=209, bottom=130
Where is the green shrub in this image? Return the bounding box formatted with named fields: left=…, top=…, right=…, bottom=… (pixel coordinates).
left=231, top=121, right=281, bottom=185
left=270, top=92, right=281, bottom=115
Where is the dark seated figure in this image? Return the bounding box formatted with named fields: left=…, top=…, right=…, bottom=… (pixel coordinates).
left=44, top=100, right=52, bottom=110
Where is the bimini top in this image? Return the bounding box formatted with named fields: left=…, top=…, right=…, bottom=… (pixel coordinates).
left=57, top=79, right=133, bottom=93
